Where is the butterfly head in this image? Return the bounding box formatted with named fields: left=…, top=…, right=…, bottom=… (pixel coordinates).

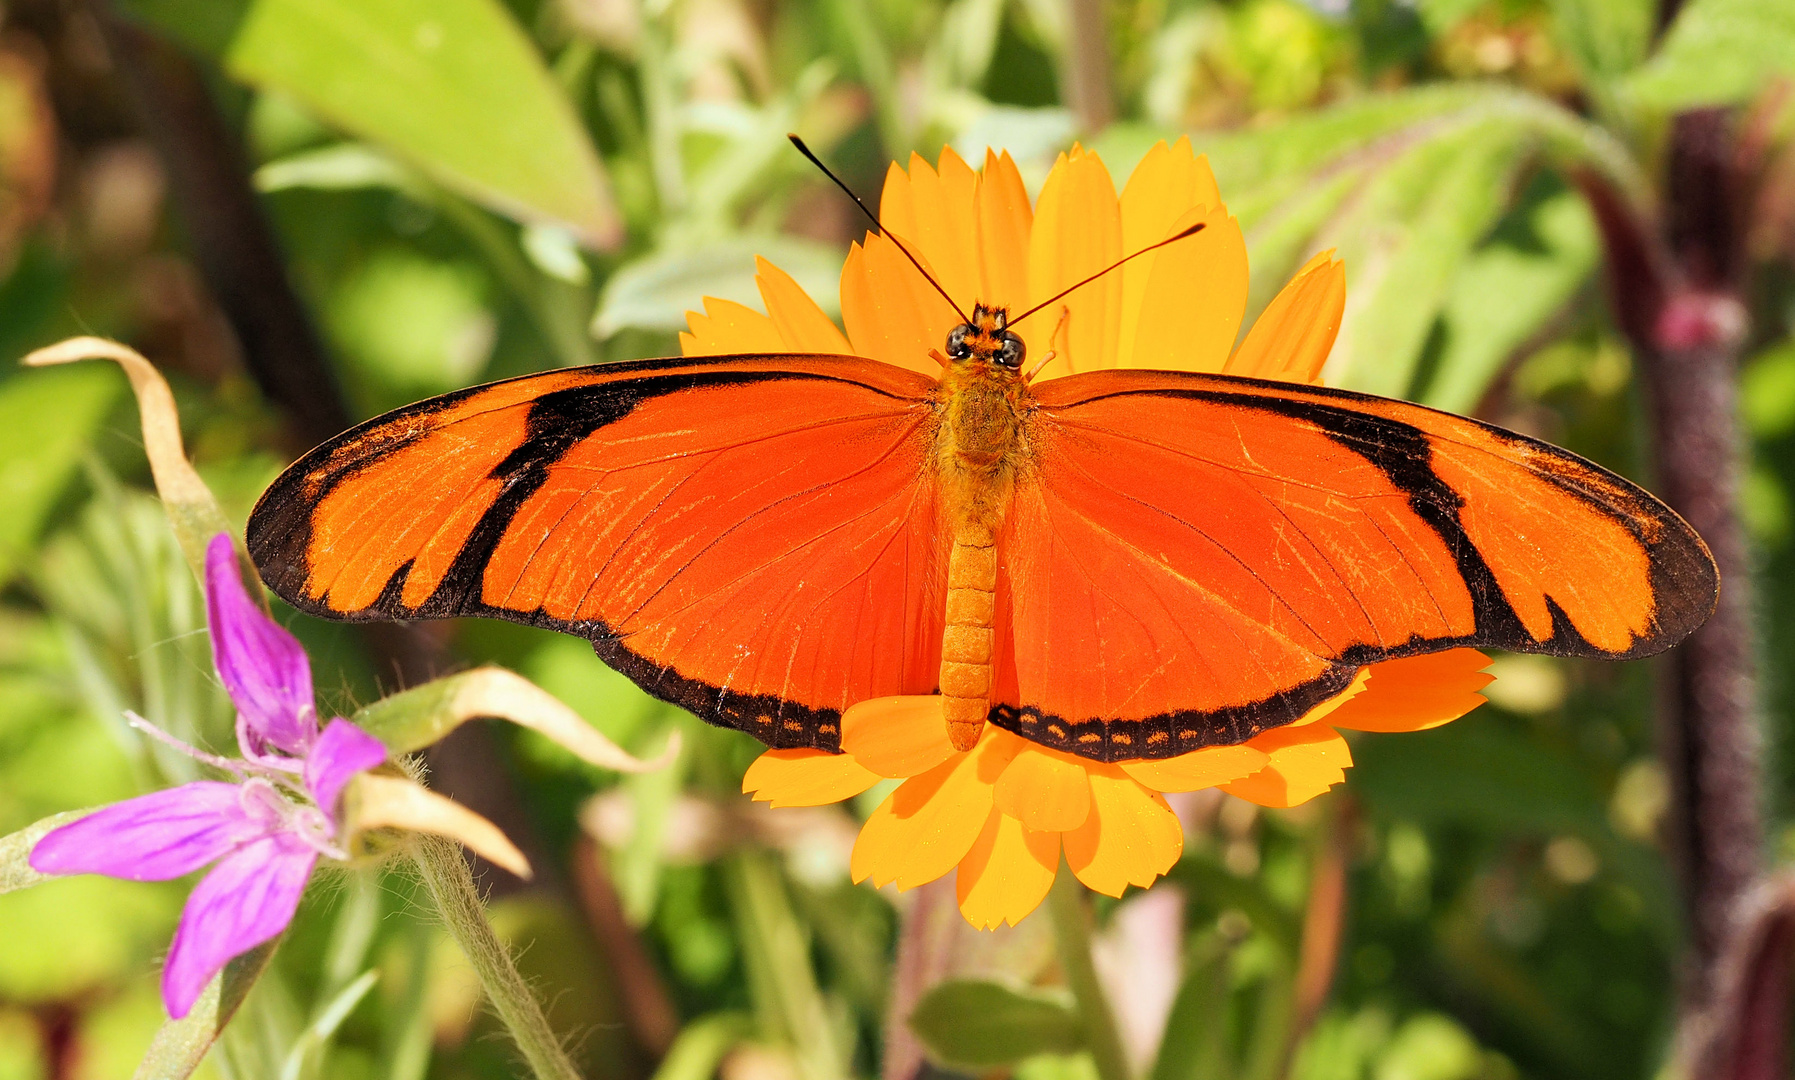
left=945, top=304, right=1026, bottom=374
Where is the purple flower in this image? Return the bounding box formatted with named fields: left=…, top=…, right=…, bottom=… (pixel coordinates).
left=30, top=535, right=387, bottom=1018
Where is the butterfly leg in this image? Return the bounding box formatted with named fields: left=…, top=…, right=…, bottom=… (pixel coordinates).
left=1023, top=306, right=1071, bottom=383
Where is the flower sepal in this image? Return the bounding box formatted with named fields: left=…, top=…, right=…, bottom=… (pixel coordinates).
left=336, top=769, right=532, bottom=879
left=349, top=665, right=679, bottom=771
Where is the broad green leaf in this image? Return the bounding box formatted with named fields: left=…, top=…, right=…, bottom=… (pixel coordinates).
left=1320, top=121, right=1530, bottom=397
left=909, top=980, right=1084, bottom=1069
left=0, top=364, right=121, bottom=587
left=593, top=236, right=846, bottom=338
left=1198, top=86, right=1640, bottom=397
left=1626, top=0, right=1795, bottom=109
left=134, top=942, right=277, bottom=1080
left=1420, top=190, right=1601, bottom=413
left=1548, top=0, right=1653, bottom=88
left=228, top=0, right=621, bottom=248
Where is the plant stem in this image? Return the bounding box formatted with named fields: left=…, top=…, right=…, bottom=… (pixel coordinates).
left=1583, top=104, right=1763, bottom=1070
left=1047, top=871, right=1131, bottom=1080
left=1062, top=0, right=1114, bottom=133
left=412, top=836, right=583, bottom=1080
left=724, top=851, right=845, bottom=1080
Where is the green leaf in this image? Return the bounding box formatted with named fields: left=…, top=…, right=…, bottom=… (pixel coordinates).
left=1322, top=122, right=1531, bottom=398
left=909, top=980, right=1085, bottom=1070
left=1199, top=86, right=1640, bottom=398
left=1626, top=0, right=1795, bottom=109
left=133, top=942, right=277, bottom=1080
left=0, top=364, right=122, bottom=587
left=1420, top=189, right=1601, bottom=413
left=227, top=0, right=621, bottom=248
left=0, top=808, right=90, bottom=894
left=1547, top=0, right=1654, bottom=88
left=278, top=969, right=377, bottom=1080
left=592, top=236, right=846, bottom=338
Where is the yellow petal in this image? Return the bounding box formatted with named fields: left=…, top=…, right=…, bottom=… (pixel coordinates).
left=839, top=235, right=954, bottom=376
left=681, top=296, right=786, bottom=356
left=956, top=810, right=1059, bottom=929
left=841, top=695, right=956, bottom=778
left=1223, top=724, right=1352, bottom=808
left=1122, top=204, right=1248, bottom=373
left=898, top=149, right=981, bottom=314
left=742, top=748, right=881, bottom=807
left=1028, top=145, right=1123, bottom=379
left=1120, top=743, right=1268, bottom=793
left=1328, top=649, right=1492, bottom=733
left=877, top=160, right=919, bottom=245
left=851, top=731, right=1019, bottom=890
left=755, top=257, right=851, bottom=353
left=1114, top=139, right=1246, bottom=374
left=993, top=742, right=1092, bottom=831
left=1063, top=764, right=1184, bottom=897
left=1226, top=250, right=1345, bottom=385
left=976, top=149, right=1032, bottom=314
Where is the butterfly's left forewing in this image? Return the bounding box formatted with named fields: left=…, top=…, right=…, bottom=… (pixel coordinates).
left=249, top=354, right=946, bottom=751
left=996, top=369, right=1716, bottom=761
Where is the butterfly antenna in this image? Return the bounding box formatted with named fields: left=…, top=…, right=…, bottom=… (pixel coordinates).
left=1010, top=221, right=1208, bottom=326
left=788, top=134, right=971, bottom=324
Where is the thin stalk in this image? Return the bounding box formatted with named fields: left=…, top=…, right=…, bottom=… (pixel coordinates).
left=412, top=836, right=583, bottom=1080
left=1047, top=871, right=1131, bottom=1080
left=1061, top=0, right=1114, bottom=132
left=827, top=0, right=907, bottom=156
left=724, top=851, right=845, bottom=1080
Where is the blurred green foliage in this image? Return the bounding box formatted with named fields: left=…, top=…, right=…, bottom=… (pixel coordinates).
left=0, top=0, right=1789, bottom=1076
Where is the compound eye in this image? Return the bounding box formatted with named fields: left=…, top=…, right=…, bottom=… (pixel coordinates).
left=996, top=331, right=1026, bottom=369
left=946, top=325, right=973, bottom=360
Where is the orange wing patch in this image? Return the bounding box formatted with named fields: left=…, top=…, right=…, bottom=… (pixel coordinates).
left=249, top=354, right=944, bottom=752
left=986, top=369, right=1715, bottom=761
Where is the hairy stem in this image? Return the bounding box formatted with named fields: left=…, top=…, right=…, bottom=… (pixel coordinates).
left=1047, top=871, right=1131, bottom=1080
left=1585, top=103, right=1763, bottom=1067
left=412, top=836, right=583, bottom=1080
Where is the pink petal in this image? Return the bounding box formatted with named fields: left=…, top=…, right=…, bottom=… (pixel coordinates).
left=304, top=718, right=388, bottom=824
left=30, top=782, right=269, bottom=881
left=206, top=534, right=318, bottom=755
left=161, top=832, right=317, bottom=1018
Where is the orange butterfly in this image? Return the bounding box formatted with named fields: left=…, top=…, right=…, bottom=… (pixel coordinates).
left=246, top=143, right=1717, bottom=777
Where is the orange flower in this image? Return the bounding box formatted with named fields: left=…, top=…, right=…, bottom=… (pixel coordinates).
left=688, top=140, right=1495, bottom=928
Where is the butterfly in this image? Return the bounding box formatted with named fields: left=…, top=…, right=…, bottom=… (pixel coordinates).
left=246, top=143, right=1717, bottom=766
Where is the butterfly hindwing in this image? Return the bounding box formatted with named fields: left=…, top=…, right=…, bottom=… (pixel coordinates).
left=248, top=354, right=945, bottom=751
left=993, top=369, right=1715, bottom=761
